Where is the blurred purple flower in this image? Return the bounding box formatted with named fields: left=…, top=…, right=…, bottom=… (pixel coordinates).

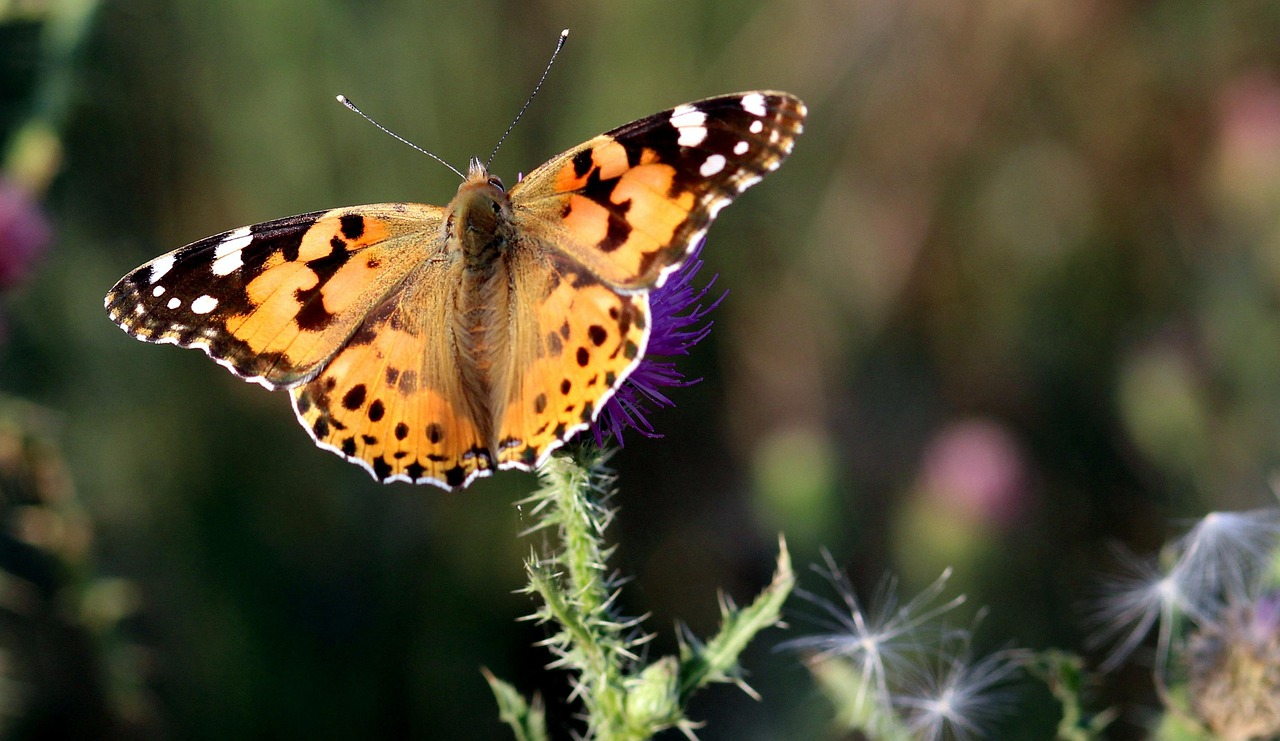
left=0, top=178, right=52, bottom=289
left=591, top=240, right=724, bottom=446
left=919, top=419, right=1029, bottom=530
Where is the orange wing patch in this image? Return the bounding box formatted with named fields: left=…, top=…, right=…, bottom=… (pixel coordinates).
left=290, top=266, right=493, bottom=488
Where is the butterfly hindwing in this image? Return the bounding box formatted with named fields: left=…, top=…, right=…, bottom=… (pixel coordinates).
left=105, top=204, right=444, bottom=387
left=289, top=261, right=493, bottom=488
left=510, top=91, right=805, bottom=291
left=494, top=248, right=650, bottom=470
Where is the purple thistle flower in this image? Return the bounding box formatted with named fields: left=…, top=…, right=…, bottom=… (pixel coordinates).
left=591, top=240, right=725, bottom=446
left=0, top=177, right=51, bottom=290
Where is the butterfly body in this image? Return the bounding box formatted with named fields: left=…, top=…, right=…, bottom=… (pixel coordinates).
left=107, top=92, right=805, bottom=489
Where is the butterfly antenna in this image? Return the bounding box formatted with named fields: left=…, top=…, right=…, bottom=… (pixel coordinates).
left=336, top=94, right=466, bottom=180
left=485, top=28, right=570, bottom=170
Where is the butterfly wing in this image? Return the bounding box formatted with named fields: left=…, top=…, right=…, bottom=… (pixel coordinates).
left=490, top=92, right=805, bottom=468
left=288, top=261, right=493, bottom=488
left=508, top=91, right=806, bottom=291
left=106, top=205, right=446, bottom=388
left=492, top=247, right=649, bottom=470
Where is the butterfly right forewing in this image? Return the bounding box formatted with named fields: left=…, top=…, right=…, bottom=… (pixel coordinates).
left=509, top=91, right=806, bottom=291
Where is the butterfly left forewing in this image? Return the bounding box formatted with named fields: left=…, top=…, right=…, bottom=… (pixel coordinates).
left=106, top=204, right=445, bottom=387
left=509, top=91, right=806, bottom=291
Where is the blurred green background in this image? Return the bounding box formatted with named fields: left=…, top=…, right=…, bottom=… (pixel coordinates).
left=3, top=0, right=1280, bottom=738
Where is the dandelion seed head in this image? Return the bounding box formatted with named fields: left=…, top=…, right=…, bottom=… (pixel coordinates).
left=897, top=645, right=1025, bottom=741
left=781, top=552, right=968, bottom=722
left=1173, top=507, right=1280, bottom=613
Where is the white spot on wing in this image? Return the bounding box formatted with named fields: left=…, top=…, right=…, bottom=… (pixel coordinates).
left=750, top=120, right=764, bottom=134
left=211, top=227, right=250, bottom=277
left=149, top=254, right=176, bottom=284
left=734, top=173, right=763, bottom=192
left=670, top=104, right=707, bottom=128
left=700, top=154, right=726, bottom=177
left=733, top=140, right=750, bottom=155
left=152, top=285, right=166, bottom=297
left=741, top=93, right=768, bottom=117
left=167, top=297, right=181, bottom=310
left=191, top=295, right=219, bottom=314
left=219, top=226, right=252, bottom=254
left=678, top=126, right=707, bottom=148
left=671, top=104, right=708, bottom=148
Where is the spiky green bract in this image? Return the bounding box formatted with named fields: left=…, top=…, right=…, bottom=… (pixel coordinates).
left=483, top=668, right=548, bottom=741
left=489, top=447, right=793, bottom=740
left=677, top=539, right=794, bottom=701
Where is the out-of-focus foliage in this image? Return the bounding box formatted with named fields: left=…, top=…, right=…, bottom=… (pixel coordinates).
left=3, top=0, right=1280, bottom=738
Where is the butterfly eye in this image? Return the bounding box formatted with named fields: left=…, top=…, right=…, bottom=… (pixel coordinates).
left=487, top=175, right=505, bottom=191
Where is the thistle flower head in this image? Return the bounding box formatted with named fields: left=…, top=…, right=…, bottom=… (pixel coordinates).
left=0, top=177, right=51, bottom=289
left=592, top=240, right=724, bottom=445
left=1186, top=592, right=1280, bottom=740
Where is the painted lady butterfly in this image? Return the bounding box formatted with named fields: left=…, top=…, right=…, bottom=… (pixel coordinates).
left=105, top=91, right=806, bottom=489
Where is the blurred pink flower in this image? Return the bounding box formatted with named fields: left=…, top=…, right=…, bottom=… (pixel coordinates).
left=1214, top=73, right=1280, bottom=205
left=0, top=178, right=52, bottom=289
left=919, top=419, right=1028, bottom=529
left=1219, top=75, right=1280, bottom=164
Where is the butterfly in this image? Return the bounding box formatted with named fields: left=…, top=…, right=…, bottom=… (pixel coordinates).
left=105, top=91, right=806, bottom=489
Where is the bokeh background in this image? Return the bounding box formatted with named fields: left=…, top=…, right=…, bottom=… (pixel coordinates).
left=3, top=0, right=1280, bottom=738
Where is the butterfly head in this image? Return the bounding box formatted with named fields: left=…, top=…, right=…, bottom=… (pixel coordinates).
left=447, top=158, right=514, bottom=266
